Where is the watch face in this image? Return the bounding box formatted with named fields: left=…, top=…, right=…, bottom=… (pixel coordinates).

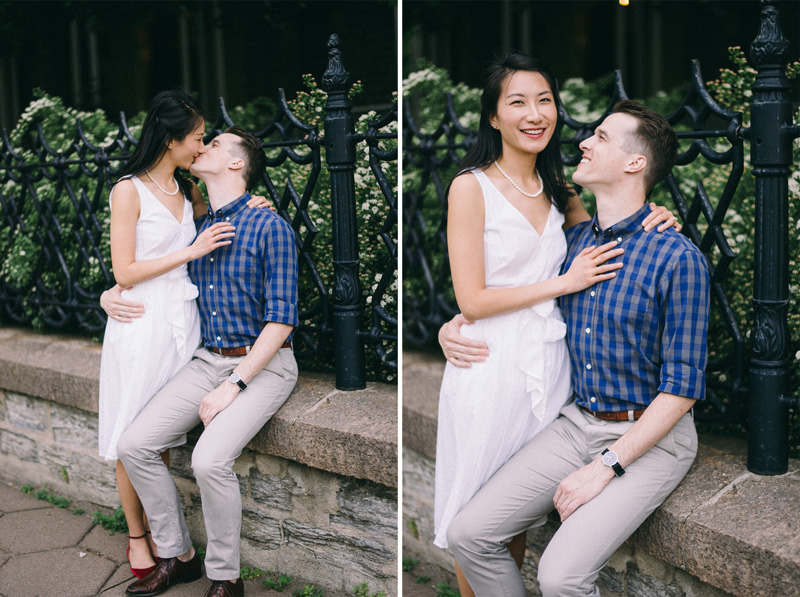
left=602, top=450, right=618, bottom=467
left=230, top=372, right=241, bottom=383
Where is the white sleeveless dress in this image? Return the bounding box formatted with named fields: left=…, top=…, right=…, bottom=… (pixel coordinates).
left=98, top=175, right=201, bottom=461
left=434, top=169, right=573, bottom=549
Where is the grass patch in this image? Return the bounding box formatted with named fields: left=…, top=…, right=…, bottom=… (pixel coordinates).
left=434, top=582, right=460, bottom=597
left=240, top=565, right=268, bottom=580
left=352, top=581, right=386, bottom=597
left=293, top=585, right=323, bottom=597
left=33, top=486, right=72, bottom=509
left=91, top=506, right=128, bottom=534
left=263, top=572, right=293, bottom=591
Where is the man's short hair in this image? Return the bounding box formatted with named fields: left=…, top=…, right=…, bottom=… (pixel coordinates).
left=224, top=125, right=267, bottom=190
left=612, top=100, right=678, bottom=195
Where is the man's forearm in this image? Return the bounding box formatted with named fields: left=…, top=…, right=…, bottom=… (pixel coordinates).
left=232, top=322, right=294, bottom=385
left=607, top=392, right=696, bottom=469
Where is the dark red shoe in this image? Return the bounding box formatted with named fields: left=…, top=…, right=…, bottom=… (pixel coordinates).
left=203, top=578, right=244, bottom=597
left=125, top=552, right=203, bottom=596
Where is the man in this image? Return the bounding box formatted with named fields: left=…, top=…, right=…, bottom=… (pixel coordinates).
left=439, top=100, right=709, bottom=596
left=109, top=126, right=298, bottom=597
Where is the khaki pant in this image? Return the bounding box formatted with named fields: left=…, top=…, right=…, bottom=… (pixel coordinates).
left=117, top=347, right=297, bottom=581
left=447, top=400, right=697, bottom=597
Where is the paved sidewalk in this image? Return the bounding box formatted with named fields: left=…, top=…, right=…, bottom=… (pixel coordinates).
left=0, top=481, right=350, bottom=597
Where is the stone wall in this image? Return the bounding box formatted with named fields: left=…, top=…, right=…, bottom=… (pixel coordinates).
left=0, top=328, right=398, bottom=595
left=403, top=350, right=800, bottom=597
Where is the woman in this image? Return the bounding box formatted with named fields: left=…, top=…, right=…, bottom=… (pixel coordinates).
left=435, top=53, right=678, bottom=596
left=97, top=89, right=263, bottom=578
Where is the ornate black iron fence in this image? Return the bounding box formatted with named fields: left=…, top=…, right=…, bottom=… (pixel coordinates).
left=0, top=34, right=397, bottom=390
left=403, top=1, right=798, bottom=473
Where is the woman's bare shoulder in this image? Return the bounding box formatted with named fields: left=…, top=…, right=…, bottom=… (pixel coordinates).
left=450, top=169, right=482, bottom=195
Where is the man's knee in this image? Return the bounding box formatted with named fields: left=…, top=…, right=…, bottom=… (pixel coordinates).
left=446, top=510, right=480, bottom=558
left=191, top=449, right=227, bottom=485
left=537, top=549, right=592, bottom=597
left=116, top=427, right=140, bottom=464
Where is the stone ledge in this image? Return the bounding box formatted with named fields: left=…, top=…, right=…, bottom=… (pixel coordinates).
left=0, top=327, right=396, bottom=488
left=403, top=349, right=800, bottom=597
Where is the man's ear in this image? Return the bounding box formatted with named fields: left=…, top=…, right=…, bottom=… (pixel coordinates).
left=229, top=158, right=245, bottom=172
left=624, top=155, right=646, bottom=174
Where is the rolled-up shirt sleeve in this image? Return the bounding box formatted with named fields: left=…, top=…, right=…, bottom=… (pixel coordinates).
left=657, top=248, right=709, bottom=400
left=263, top=218, right=298, bottom=327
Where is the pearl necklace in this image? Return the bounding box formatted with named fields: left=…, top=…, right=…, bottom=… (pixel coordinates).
left=493, top=161, right=544, bottom=198
left=145, top=169, right=180, bottom=196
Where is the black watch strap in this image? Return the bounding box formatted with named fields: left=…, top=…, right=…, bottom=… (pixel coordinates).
left=601, top=448, right=625, bottom=477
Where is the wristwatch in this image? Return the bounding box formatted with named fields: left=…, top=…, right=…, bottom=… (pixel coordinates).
left=228, top=371, right=247, bottom=391
left=601, top=448, right=625, bottom=477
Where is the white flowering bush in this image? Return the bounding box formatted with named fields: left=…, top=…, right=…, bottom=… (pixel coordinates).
left=0, top=81, right=397, bottom=383
left=0, top=90, right=132, bottom=327
left=402, top=62, right=481, bottom=311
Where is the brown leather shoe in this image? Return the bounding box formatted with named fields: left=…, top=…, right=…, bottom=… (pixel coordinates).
left=203, top=578, right=244, bottom=597
left=125, top=552, right=203, bottom=596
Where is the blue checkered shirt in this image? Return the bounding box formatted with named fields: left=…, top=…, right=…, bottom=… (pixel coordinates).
left=190, top=192, right=298, bottom=349
left=560, top=202, right=709, bottom=412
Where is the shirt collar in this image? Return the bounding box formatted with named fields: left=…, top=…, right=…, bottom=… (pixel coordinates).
left=590, top=202, right=650, bottom=243
left=207, top=192, right=251, bottom=221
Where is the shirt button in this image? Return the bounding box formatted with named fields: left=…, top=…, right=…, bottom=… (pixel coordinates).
left=212, top=311, right=217, bottom=316
left=590, top=291, right=596, bottom=297
left=585, top=327, right=591, bottom=334
left=590, top=396, right=597, bottom=403
left=586, top=363, right=592, bottom=370
left=216, top=336, right=221, bottom=341
left=226, top=217, right=230, bottom=221
left=209, top=284, right=213, bottom=289
left=616, top=237, right=622, bottom=243
left=210, top=257, right=214, bottom=262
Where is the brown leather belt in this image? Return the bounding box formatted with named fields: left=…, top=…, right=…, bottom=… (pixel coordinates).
left=580, top=406, right=645, bottom=422
left=208, top=342, right=292, bottom=357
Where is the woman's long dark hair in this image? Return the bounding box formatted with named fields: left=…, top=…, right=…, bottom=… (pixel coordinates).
left=114, top=89, right=204, bottom=200
left=447, top=52, right=570, bottom=213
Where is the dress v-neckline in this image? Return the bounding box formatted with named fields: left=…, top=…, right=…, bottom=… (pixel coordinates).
left=482, top=172, right=552, bottom=237
left=135, top=175, right=186, bottom=225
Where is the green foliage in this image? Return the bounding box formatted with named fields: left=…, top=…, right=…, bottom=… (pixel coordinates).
left=406, top=518, right=420, bottom=539
left=401, top=556, right=419, bottom=572
left=263, top=573, right=293, bottom=591
left=0, top=89, right=118, bottom=320
left=352, top=582, right=386, bottom=597
left=434, top=582, right=460, bottom=597
left=415, top=575, right=431, bottom=584
left=404, top=49, right=800, bottom=453
left=33, top=486, right=72, bottom=509
left=19, top=484, right=34, bottom=494
left=91, top=505, right=128, bottom=535
left=240, top=565, right=268, bottom=580
left=72, top=508, right=85, bottom=515
left=402, top=62, right=481, bottom=308
left=293, top=585, right=323, bottom=597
